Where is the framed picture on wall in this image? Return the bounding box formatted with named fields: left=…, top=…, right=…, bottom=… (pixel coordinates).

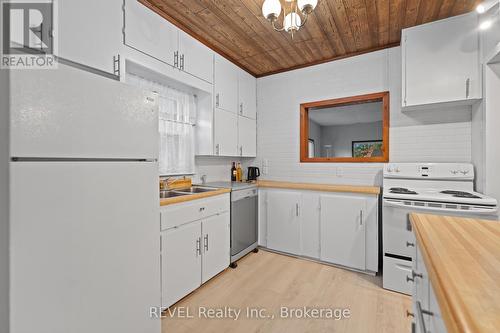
left=352, top=140, right=383, bottom=158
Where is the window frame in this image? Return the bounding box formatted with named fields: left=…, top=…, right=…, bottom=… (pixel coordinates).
left=300, top=91, right=390, bottom=163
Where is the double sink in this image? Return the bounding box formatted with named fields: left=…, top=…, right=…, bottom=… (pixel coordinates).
left=160, top=186, right=218, bottom=199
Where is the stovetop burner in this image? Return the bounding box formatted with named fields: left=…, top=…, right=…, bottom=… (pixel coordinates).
left=440, top=190, right=481, bottom=199
left=390, top=187, right=418, bottom=195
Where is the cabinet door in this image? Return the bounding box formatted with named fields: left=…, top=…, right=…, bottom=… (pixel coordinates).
left=320, top=194, right=366, bottom=270
left=402, top=12, right=480, bottom=107
left=300, top=193, right=320, bottom=259
left=179, top=31, right=214, bottom=83
left=238, top=70, right=257, bottom=119
left=214, top=55, right=238, bottom=113
left=124, top=0, right=178, bottom=67
left=266, top=190, right=301, bottom=255
left=214, top=108, right=238, bottom=156
left=202, top=213, right=230, bottom=284
left=238, top=116, right=257, bottom=157
left=161, top=221, right=202, bottom=308
left=57, top=0, right=122, bottom=75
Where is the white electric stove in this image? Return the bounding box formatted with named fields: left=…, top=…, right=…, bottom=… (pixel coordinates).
left=382, top=163, right=498, bottom=295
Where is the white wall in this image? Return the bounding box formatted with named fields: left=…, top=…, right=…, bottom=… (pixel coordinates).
left=193, top=157, right=257, bottom=183
left=256, top=47, right=472, bottom=186
left=0, top=68, right=9, bottom=332
left=484, top=63, right=500, bottom=216
left=320, top=121, right=383, bottom=157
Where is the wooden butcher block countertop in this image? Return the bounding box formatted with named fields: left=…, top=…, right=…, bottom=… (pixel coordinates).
left=410, top=213, right=500, bottom=333
left=159, top=188, right=230, bottom=206
left=257, top=180, right=380, bottom=195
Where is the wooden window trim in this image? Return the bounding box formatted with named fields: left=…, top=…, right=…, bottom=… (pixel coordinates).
left=300, top=91, right=390, bottom=163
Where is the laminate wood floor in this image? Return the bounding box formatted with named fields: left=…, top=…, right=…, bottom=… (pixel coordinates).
left=162, top=250, right=411, bottom=333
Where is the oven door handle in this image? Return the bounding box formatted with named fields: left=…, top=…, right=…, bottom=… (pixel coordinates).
left=383, top=199, right=497, bottom=215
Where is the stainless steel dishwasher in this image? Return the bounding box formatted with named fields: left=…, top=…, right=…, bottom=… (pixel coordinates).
left=230, top=186, right=258, bottom=267
left=203, top=181, right=259, bottom=268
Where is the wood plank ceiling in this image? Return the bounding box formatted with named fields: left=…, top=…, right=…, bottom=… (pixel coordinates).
left=140, top=0, right=481, bottom=77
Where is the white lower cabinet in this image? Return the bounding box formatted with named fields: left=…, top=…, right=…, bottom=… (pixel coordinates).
left=266, top=190, right=302, bottom=254
left=261, top=188, right=379, bottom=273
left=161, top=221, right=202, bottom=309
left=411, top=243, right=447, bottom=333
left=160, top=195, right=230, bottom=308
left=320, top=194, right=366, bottom=270
left=201, top=214, right=230, bottom=284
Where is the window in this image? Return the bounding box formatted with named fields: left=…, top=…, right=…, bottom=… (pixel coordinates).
left=127, top=74, right=196, bottom=175
left=300, top=92, right=390, bottom=163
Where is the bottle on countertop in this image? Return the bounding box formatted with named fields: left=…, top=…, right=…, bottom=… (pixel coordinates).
left=231, top=162, right=237, bottom=182
left=236, top=162, right=243, bottom=182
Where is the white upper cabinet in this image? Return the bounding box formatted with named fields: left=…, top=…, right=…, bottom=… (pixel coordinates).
left=124, top=0, right=178, bottom=67
left=238, top=70, right=257, bottom=119
left=402, top=12, right=481, bottom=109
left=266, top=190, right=302, bottom=255
left=57, top=0, right=123, bottom=75
left=214, top=109, right=238, bottom=156
left=238, top=116, right=257, bottom=157
left=215, top=54, right=238, bottom=114
left=178, top=31, right=214, bottom=83
left=320, top=194, right=366, bottom=271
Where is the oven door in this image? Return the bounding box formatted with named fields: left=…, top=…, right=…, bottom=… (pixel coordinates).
left=383, top=200, right=416, bottom=259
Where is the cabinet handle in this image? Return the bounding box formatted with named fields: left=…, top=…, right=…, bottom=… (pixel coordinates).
left=240, top=146, right=243, bottom=156
left=240, top=103, right=243, bottom=114
left=406, top=310, right=414, bottom=318
left=113, top=55, right=121, bottom=77
left=296, top=203, right=299, bottom=217
left=196, top=237, right=201, bottom=256
left=416, top=301, right=433, bottom=333
left=360, top=210, right=363, bottom=226
left=174, top=51, right=179, bottom=68
left=180, top=54, right=185, bottom=70
left=215, top=143, right=220, bottom=156
left=204, top=234, right=209, bottom=252
left=412, top=270, right=423, bottom=279
left=406, top=241, right=415, bottom=247
left=216, top=93, right=220, bottom=107
left=466, top=78, right=470, bottom=99
left=199, top=207, right=205, bottom=212
left=406, top=275, right=414, bottom=283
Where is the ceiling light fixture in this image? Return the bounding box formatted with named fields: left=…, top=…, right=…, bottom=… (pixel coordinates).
left=262, top=0, right=318, bottom=38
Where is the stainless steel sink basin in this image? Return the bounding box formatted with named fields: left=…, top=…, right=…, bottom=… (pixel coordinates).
left=175, top=187, right=218, bottom=194
left=160, top=191, right=188, bottom=199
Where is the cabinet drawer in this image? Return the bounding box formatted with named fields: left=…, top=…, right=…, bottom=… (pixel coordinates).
left=383, top=256, right=413, bottom=295
left=161, top=194, right=230, bottom=230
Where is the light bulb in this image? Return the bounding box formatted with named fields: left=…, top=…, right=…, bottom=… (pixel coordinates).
left=284, top=12, right=302, bottom=32
left=298, top=0, right=318, bottom=14
left=480, top=20, right=493, bottom=30
left=262, top=0, right=281, bottom=21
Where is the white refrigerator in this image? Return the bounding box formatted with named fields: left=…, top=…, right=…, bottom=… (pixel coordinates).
left=9, top=64, right=161, bottom=333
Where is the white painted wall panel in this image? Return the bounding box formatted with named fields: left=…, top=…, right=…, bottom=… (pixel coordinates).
left=256, top=47, right=472, bottom=186
left=0, top=66, right=9, bottom=333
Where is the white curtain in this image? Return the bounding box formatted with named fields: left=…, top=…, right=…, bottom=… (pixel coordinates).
left=127, top=74, right=196, bottom=175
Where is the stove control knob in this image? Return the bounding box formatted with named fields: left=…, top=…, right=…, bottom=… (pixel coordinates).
left=451, top=170, right=459, bottom=175
left=387, top=166, right=393, bottom=173
left=395, top=167, right=401, bottom=173
left=461, top=170, right=469, bottom=175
